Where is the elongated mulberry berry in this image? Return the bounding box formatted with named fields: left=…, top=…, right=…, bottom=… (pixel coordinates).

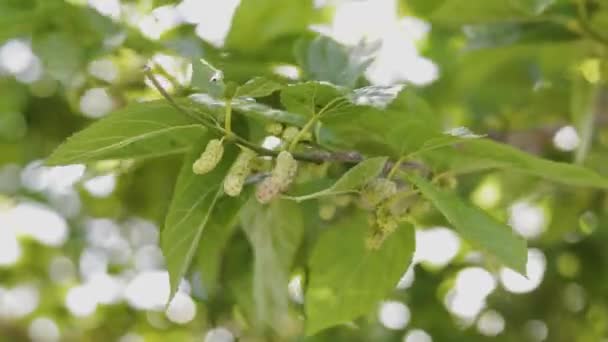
left=193, top=139, right=224, bottom=175
left=255, top=177, right=281, bottom=204
left=224, top=147, right=256, bottom=197
left=272, top=151, right=298, bottom=191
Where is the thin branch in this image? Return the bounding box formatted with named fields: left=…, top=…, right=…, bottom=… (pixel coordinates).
left=576, top=0, right=608, bottom=46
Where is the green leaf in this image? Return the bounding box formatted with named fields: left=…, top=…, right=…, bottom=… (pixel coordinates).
left=46, top=100, right=206, bottom=165
left=407, top=173, right=527, bottom=273
left=509, top=0, right=556, bottom=16
left=226, top=0, right=314, bottom=53
left=421, top=139, right=608, bottom=188
left=428, top=1, right=526, bottom=25
left=280, top=81, right=350, bottom=118
left=240, top=198, right=304, bottom=329
left=305, top=212, right=415, bottom=335
left=286, top=157, right=388, bottom=201
left=235, top=77, right=283, bottom=98
left=188, top=94, right=307, bottom=127
left=162, top=142, right=238, bottom=298
left=295, top=36, right=379, bottom=88
left=197, top=189, right=250, bottom=297
left=319, top=88, right=442, bottom=157
left=191, top=58, right=226, bottom=98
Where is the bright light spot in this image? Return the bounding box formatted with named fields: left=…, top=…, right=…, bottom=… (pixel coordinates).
left=262, top=136, right=282, bottom=150
left=563, top=283, right=586, bottom=313
left=65, top=285, right=97, bottom=317
left=21, top=161, right=85, bottom=194
left=16, top=56, right=43, bottom=84
left=49, top=256, right=76, bottom=284
left=471, top=176, right=501, bottom=209
left=48, top=190, right=81, bottom=219
left=288, top=274, right=304, bottom=304
left=144, top=74, right=174, bottom=93
left=553, top=126, right=580, bottom=151
left=509, top=201, right=546, bottom=240
left=80, top=88, right=115, bottom=118
left=379, top=301, right=410, bottom=330
left=414, top=227, right=460, bottom=268
left=9, top=202, right=69, bottom=247
left=0, top=284, right=39, bottom=318
left=204, top=327, right=235, bottom=342
left=0, top=164, right=21, bottom=194
left=500, top=249, right=546, bottom=294
left=134, top=245, right=165, bottom=271
left=0, top=39, right=34, bottom=74
left=88, top=0, right=121, bottom=20
left=124, top=270, right=170, bottom=310
left=83, top=173, right=117, bottom=197
left=28, top=317, right=60, bottom=342
left=127, top=218, right=159, bottom=247
left=152, top=53, right=190, bottom=85
left=396, top=265, right=415, bottom=289
left=273, top=65, right=301, bottom=80
left=138, top=5, right=182, bottom=40
left=86, top=273, right=123, bottom=305
left=477, top=310, right=505, bottom=336
left=88, top=59, right=119, bottom=83
left=0, top=225, right=21, bottom=266
left=165, top=292, right=197, bottom=324
left=445, top=267, right=496, bottom=320
left=525, top=320, right=548, bottom=341
left=404, top=329, right=432, bottom=342
left=118, top=333, right=145, bottom=342
left=79, top=247, right=108, bottom=279
left=177, top=0, right=240, bottom=46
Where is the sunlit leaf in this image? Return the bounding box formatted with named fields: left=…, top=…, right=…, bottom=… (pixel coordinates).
left=286, top=157, right=387, bottom=201
left=162, top=142, right=238, bottom=298
left=47, top=101, right=206, bottom=165
left=408, top=173, right=527, bottom=273
left=235, top=77, right=283, bottom=98
left=191, top=58, right=226, bottom=98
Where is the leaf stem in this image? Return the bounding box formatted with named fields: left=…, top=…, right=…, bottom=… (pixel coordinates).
left=289, top=115, right=318, bottom=151
left=387, top=156, right=407, bottom=179
left=224, top=99, right=233, bottom=135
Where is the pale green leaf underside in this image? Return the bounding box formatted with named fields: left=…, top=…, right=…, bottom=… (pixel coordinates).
left=241, top=199, right=304, bottom=329
left=47, top=100, right=205, bottom=165
left=408, top=173, right=527, bottom=273
left=235, top=77, right=283, bottom=98
left=306, top=213, right=415, bottom=335
left=285, top=156, right=387, bottom=201
left=162, top=142, right=238, bottom=298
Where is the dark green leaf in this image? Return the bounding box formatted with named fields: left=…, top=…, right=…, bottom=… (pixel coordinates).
left=46, top=101, right=206, bottom=165
left=240, top=199, right=304, bottom=329
left=407, top=173, right=527, bottom=273
left=235, top=77, right=283, bottom=98
left=162, top=142, right=238, bottom=298
left=421, top=139, right=608, bottom=188
left=197, top=189, right=250, bottom=297
left=306, top=212, right=415, bottom=335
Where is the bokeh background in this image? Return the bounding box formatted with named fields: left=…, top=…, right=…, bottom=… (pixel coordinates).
left=1, top=0, right=608, bottom=341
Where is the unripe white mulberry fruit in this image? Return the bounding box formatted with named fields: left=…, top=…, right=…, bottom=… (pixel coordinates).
left=272, top=151, right=298, bottom=191
left=281, top=126, right=300, bottom=142
left=255, top=177, right=281, bottom=204
left=192, top=139, right=224, bottom=175
left=223, top=148, right=256, bottom=197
